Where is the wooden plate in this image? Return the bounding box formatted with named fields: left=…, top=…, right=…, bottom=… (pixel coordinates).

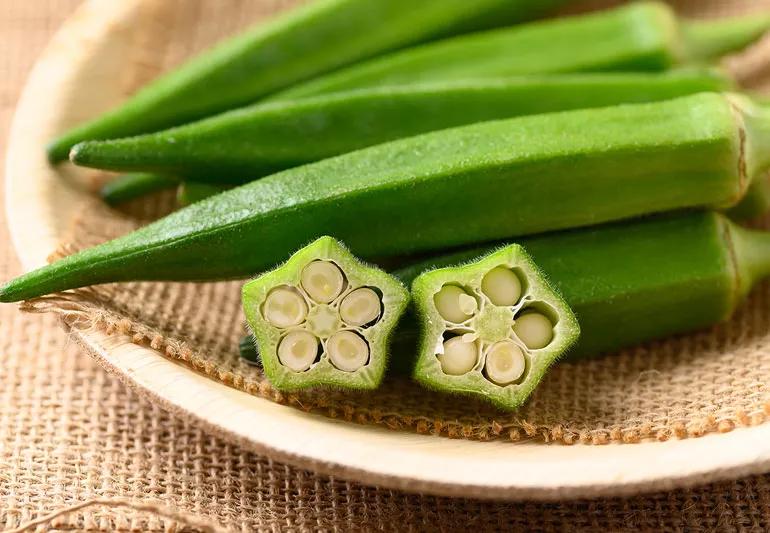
left=7, top=0, right=770, bottom=500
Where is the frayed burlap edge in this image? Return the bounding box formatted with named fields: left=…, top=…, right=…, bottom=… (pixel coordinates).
left=21, top=290, right=770, bottom=446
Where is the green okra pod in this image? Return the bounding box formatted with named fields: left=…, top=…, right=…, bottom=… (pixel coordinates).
left=274, top=2, right=770, bottom=101
left=47, top=0, right=567, bottom=163
left=4, top=92, right=770, bottom=302
left=71, top=69, right=732, bottom=183
left=100, top=173, right=178, bottom=206
left=410, top=244, right=579, bottom=410
left=176, top=182, right=229, bottom=206
left=726, top=174, right=770, bottom=221
left=395, top=211, right=770, bottom=359
left=242, top=236, right=409, bottom=391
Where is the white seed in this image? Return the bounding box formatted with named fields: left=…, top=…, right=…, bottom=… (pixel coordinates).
left=301, top=261, right=345, bottom=303
left=434, top=285, right=476, bottom=323
left=438, top=336, right=478, bottom=375
left=484, top=341, right=526, bottom=385
left=277, top=330, right=319, bottom=372
left=327, top=331, right=369, bottom=372
left=513, top=312, right=554, bottom=349
left=263, top=287, right=308, bottom=328
left=481, top=267, right=522, bottom=306
left=340, top=287, right=381, bottom=326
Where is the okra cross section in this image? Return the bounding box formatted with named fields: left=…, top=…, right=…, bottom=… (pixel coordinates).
left=242, top=236, right=409, bottom=391
left=411, top=244, right=579, bottom=410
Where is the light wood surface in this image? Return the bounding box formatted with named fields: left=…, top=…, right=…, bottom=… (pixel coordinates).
left=7, top=0, right=770, bottom=500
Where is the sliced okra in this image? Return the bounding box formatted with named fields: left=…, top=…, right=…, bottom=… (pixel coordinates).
left=411, top=244, right=579, bottom=411
left=242, top=236, right=409, bottom=391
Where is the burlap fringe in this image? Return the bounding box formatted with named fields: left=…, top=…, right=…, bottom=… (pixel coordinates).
left=6, top=498, right=231, bottom=533
left=21, top=294, right=770, bottom=446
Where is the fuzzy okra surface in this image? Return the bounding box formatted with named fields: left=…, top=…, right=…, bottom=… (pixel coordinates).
left=411, top=245, right=579, bottom=410
left=242, top=237, right=409, bottom=391
left=47, top=0, right=566, bottom=163
left=5, top=93, right=770, bottom=303
left=274, top=2, right=770, bottom=100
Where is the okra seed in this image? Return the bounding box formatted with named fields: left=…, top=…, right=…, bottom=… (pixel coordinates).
left=327, top=330, right=369, bottom=372
left=513, top=312, right=554, bottom=349
left=484, top=341, right=526, bottom=385
left=301, top=260, right=345, bottom=303
left=277, top=330, right=319, bottom=372
left=481, top=267, right=522, bottom=306
left=339, top=287, right=382, bottom=327
left=263, top=286, right=308, bottom=328
left=434, top=285, right=476, bottom=323
left=438, top=336, right=478, bottom=376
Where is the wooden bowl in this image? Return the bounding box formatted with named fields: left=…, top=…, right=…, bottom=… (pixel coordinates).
left=7, top=0, right=770, bottom=500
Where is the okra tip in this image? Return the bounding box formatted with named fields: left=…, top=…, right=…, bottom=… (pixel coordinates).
left=683, top=12, right=770, bottom=63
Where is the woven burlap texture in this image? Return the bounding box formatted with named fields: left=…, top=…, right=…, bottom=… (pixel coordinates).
left=22, top=0, right=770, bottom=446
left=8, top=1, right=770, bottom=531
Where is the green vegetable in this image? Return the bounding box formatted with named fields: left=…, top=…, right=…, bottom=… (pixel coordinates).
left=273, top=2, right=770, bottom=101
left=176, top=182, right=228, bottom=206
left=71, top=69, right=732, bottom=182
left=726, top=175, right=770, bottom=221
left=242, top=236, right=409, bottom=390
left=46, top=0, right=567, bottom=163
left=100, top=173, right=177, bottom=206
left=3, top=92, right=770, bottom=303
left=410, top=244, right=579, bottom=410
left=397, top=211, right=770, bottom=359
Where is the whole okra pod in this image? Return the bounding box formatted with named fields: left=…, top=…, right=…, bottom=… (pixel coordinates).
left=71, top=70, right=732, bottom=183
left=274, top=2, right=770, bottom=101
left=47, top=0, right=565, bottom=162
left=396, top=211, right=770, bottom=360
left=242, top=236, right=409, bottom=390
left=4, top=93, right=770, bottom=302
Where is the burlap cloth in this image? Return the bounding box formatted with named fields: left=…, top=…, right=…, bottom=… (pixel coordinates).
left=7, top=0, right=770, bottom=531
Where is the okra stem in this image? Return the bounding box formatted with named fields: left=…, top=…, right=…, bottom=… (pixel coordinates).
left=683, top=13, right=770, bottom=63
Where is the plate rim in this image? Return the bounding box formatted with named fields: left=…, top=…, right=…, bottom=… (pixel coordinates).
left=6, top=0, right=770, bottom=501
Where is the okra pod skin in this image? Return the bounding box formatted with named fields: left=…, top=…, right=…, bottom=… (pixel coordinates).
left=397, top=212, right=769, bottom=360
left=274, top=2, right=770, bottom=101
left=4, top=93, right=770, bottom=303
left=71, top=70, right=732, bottom=183
left=46, top=0, right=566, bottom=163
left=411, top=245, right=579, bottom=410
left=242, top=236, right=409, bottom=391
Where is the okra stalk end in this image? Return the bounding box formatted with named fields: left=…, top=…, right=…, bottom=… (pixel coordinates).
left=410, top=244, right=579, bottom=411
left=242, top=236, right=409, bottom=391
left=683, top=12, right=770, bottom=63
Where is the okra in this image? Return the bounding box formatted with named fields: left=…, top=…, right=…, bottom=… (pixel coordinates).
left=242, top=236, right=409, bottom=390
left=46, top=0, right=567, bottom=163
left=273, top=2, right=770, bottom=101
left=410, top=244, right=579, bottom=410
left=176, top=182, right=228, bottom=206
left=100, top=173, right=177, bottom=206
left=398, top=211, right=770, bottom=359
left=4, top=93, right=770, bottom=303
left=71, top=70, right=732, bottom=183
left=726, top=174, right=770, bottom=221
